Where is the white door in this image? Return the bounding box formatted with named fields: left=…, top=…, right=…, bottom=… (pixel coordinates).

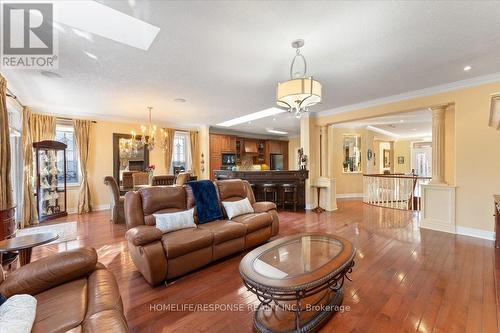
left=411, top=147, right=432, bottom=177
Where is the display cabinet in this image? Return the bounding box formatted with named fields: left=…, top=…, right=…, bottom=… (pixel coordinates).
left=33, top=140, right=68, bottom=222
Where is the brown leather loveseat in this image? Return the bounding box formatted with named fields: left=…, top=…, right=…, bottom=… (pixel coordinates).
left=0, top=247, right=128, bottom=333
left=125, top=179, right=279, bottom=285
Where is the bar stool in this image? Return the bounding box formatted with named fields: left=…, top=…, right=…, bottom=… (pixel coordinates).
left=250, top=183, right=258, bottom=201
left=281, top=183, right=297, bottom=211
left=262, top=183, right=278, bottom=204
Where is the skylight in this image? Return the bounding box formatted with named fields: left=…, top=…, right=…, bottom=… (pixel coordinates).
left=54, top=0, right=160, bottom=50
left=217, top=108, right=286, bottom=127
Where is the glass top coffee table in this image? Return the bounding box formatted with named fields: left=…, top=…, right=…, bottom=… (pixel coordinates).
left=240, top=233, right=355, bottom=333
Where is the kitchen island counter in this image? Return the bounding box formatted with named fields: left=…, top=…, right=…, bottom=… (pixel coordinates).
left=214, top=170, right=308, bottom=209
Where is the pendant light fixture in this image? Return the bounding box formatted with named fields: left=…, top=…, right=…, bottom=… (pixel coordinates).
left=276, top=39, right=322, bottom=119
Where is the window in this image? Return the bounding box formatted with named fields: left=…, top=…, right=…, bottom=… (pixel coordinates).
left=171, top=131, right=191, bottom=173
left=55, top=122, right=80, bottom=185
left=8, top=104, right=22, bottom=222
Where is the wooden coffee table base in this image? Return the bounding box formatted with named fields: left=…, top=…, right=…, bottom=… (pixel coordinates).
left=18, top=248, right=33, bottom=266
left=254, top=289, right=343, bottom=333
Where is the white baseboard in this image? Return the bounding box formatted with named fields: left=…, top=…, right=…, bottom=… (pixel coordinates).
left=456, top=226, right=495, bottom=241
left=420, top=218, right=456, bottom=234
left=336, top=193, right=363, bottom=199
left=305, top=203, right=314, bottom=210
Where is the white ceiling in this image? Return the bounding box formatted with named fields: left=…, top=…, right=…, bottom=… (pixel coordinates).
left=4, top=1, right=500, bottom=136
left=334, top=109, right=432, bottom=140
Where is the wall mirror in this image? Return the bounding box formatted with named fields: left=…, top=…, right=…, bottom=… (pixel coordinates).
left=112, top=133, right=149, bottom=184
left=342, top=135, right=362, bottom=173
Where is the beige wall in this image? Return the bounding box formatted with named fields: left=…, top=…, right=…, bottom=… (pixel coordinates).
left=328, top=128, right=394, bottom=195
left=288, top=137, right=300, bottom=170
left=329, top=128, right=364, bottom=195
left=67, top=120, right=198, bottom=213
left=393, top=140, right=412, bottom=174
left=314, top=81, right=500, bottom=233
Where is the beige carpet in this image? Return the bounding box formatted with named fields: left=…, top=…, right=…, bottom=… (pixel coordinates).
left=16, top=222, right=78, bottom=245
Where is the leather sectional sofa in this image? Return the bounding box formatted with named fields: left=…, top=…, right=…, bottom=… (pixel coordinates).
left=0, top=247, right=128, bottom=333
left=124, top=179, right=279, bottom=285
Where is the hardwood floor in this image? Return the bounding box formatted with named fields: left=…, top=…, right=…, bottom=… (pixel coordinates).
left=30, top=200, right=499, bottom=333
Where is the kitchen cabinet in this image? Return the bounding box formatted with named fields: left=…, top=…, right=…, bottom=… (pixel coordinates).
left=244, top=140, right=258, bottom=154
left=221, top=135, right=236, bottom=152
left=210, top=134, right=221, bottom=157
left=210, top=134, right=236, bottom=179
left=263, top=140, right=289, bottom=169
left=210, top=134, right=290, bottom=179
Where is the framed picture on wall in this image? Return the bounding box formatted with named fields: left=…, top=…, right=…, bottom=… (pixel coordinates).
left=383, top=149, right=391, bottom=168
left=398, top=156, right=405, bottom=164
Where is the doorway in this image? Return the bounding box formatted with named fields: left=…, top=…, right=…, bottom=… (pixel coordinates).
left=411, top=142, right=432, bottom=177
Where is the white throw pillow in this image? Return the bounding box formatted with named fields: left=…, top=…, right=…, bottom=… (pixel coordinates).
left=0, top=294, right=37, bottom=333
left=222, top=198, right=254, bottom=219
left=154, top=208, right=196, bottom=233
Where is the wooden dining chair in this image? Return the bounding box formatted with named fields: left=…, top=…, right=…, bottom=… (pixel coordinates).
left=152, top=175, right=175, bottom=186
left=103, top=176, right=125, bottom=224
left=132, top=172, right=150, bottom=186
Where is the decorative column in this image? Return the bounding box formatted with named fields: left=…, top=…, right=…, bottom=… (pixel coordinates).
left=320, top=126, right=328, bottom=177
left=430, top=105, right=447, bottom=185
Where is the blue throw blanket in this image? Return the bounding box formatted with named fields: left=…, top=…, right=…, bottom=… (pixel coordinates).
left=187, top=180, right=223, bottom=224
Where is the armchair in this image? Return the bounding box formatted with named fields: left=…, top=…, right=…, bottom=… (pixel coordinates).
left=0, top=247, right=128, bottom=333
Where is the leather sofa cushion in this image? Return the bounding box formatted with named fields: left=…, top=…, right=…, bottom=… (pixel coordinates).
left=216, top=179, right=247, bottom=201
left=252, top=201, right=277, bottom=213
left=139, top=186, right=186, bottom=215
left=85, top=269, right=124, bottom=320
left=0, top=247, right=97, bottom=298
left=32, top=278, right=88, bottom=333
left=231, top=213, right=272, bottom=233
left=198, top=220, right=247, bottom=244
left=162, top=228, right=214, bottom=258
left=82, top=309, right=128, bottom=333
left=126, top=225, right=163, bottom=246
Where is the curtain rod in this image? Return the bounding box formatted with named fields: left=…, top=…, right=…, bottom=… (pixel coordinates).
left=57, top=116, right=97, bottom=124
left=6, top=87, right=25, bottom=108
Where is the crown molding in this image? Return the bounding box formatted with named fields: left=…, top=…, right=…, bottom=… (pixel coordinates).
left=30, top=106, right=199, bottom=130
left=315, top=72, right=500, bottom=117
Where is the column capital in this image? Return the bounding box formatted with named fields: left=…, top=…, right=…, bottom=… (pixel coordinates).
left=429, top=104, right=450, bottom=114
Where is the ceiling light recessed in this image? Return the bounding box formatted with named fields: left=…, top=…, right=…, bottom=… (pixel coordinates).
left=174, top=98, right=186, bottom=103
left=266, top=128, right=288, bottom=135
left=40, top=70, right=63, bottom=78
left=463, top=65, right=472, bottom=71
left=216, top=107, right=286, bottom=127
left=84, top=51, right=98, bottom=60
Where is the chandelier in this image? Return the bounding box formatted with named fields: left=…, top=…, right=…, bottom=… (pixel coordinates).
left=128, top=106, right=167, bottom=152
left=276, top=39, right=322, bottom=119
